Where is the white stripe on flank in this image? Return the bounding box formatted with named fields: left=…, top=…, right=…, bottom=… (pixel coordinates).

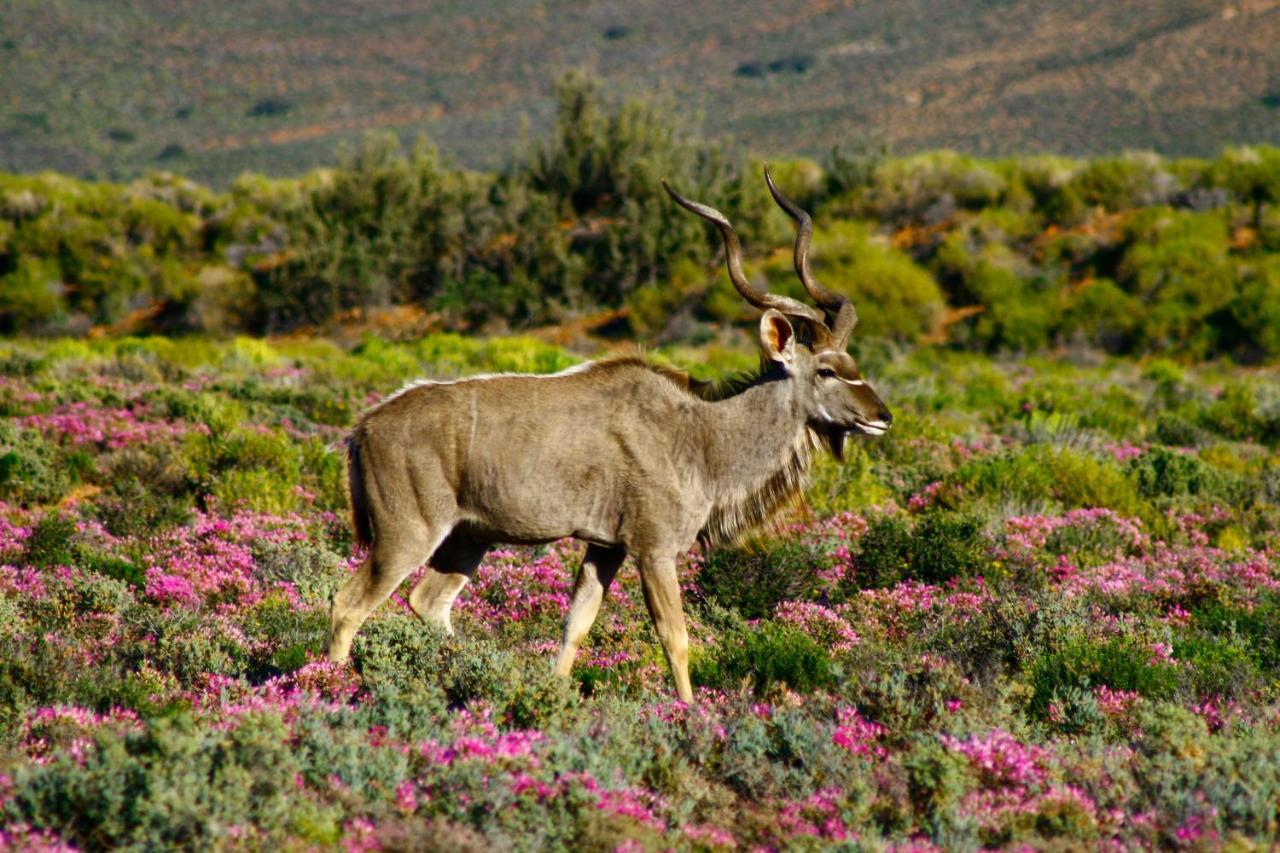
left=378, top=361, right=595, bottom=406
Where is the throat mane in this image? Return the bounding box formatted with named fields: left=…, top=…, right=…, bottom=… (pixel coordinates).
left=699, top=427, right=820, bottom=547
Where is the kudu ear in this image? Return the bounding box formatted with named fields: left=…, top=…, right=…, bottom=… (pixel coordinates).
left=759, top=309, right=796, bottom=367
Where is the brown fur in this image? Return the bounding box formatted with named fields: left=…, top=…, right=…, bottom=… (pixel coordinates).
left=328, top=179, right=894, bottom=702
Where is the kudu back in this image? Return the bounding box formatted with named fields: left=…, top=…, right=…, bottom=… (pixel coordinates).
left=328, top=168, right=893, bottom=701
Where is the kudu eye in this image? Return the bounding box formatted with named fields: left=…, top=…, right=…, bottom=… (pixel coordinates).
left=817, top=368, right=837, bottom=379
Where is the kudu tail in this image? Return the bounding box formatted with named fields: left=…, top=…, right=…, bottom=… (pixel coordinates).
left=345, top=431, right=374, bottom=548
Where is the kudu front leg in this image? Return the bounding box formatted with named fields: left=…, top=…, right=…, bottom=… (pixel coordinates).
left=638, top=553, right=693, bottom=702
left=554, top=544, right=625, bottom=678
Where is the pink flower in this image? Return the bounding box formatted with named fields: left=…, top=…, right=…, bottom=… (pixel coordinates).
left=144, top=571, right=200, bottom=607
left=683, top=823, right=737, bottom=848
left=341, top=817, right=380, bottom=853
left=394, top=780, right=417, bottom=813
left=1094, top=685, right=1140, bottom=719
left=1149, top=642, right=1174, bottom=664
left=832, top=707, right=885, bottom=758
left=775, top=601, right=860, bottom=652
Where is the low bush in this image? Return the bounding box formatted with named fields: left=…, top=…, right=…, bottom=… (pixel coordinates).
left=695, top=622, right=836, bottom=694
left=847, top=510, right=988, bottom=590
left=1028, top=635, right=1179, bottom=726
left=696, top=539, right=829, bottom=619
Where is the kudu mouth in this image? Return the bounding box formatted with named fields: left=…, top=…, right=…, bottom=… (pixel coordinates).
left=853, top=418, right=892, bottom=436
left=817, top=414, right=892, bottom=461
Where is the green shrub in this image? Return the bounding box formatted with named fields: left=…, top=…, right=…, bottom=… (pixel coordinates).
left=1199, top=380, right=1278, bottom=444
left=0, top=256, right=65, bottom=332
left=847, top=510, right=988, bottom=590
left=1226, top=255, right=1280, bottom=361
left=932, top=236, right=1054, bottom=352
left=1028, top=635, right=1179, bottom=724
left=1071, top=155, right=1174, bottom=211
left=695, top=622, right=835, bottom=694
left=0, top=434, right=74, bottom=506
left=761, top=220, right=945, bottom=342
left=1172, top=634, right=1260, bottom=700
left=1126, top=440, right=1244, bottom=502
left=1191, top=594, right=1280, bottom=673
left=696, top=539, right=829, bottom=619
left=854, top=151, right=1006, bottom=222
left=1116, top=209, right=1236, bottom=356
left=1204, top=145, right=1280, bottom=226
left=4, top=713, right=306, bottom=848
left=956, top=445, right=1142, bottom=515
left=1152, top=412, right=1204, bottom=447
left=351, top=613, right=450, bottom=699
left=21, top=513, right=78, bottom=568
left=1060, top=278, right=1139, bottom=350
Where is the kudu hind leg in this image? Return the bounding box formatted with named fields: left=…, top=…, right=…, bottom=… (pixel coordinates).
left=638, top=554, right=693, bottom=702
left=553, top=544, right=626, bottom=678
left=328, top=525, right=451, bottom=662
left=409, top=531, right=488, bottom=634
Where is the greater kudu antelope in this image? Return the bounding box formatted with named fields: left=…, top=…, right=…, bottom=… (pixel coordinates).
left=327, top=167, right=893, bottom=701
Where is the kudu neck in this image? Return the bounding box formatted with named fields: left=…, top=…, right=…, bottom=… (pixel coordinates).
left=700, top=366, right=808, bottom=481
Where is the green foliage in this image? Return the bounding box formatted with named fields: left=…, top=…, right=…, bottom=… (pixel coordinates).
left=21, top=513, right=78, bottom=568
left=956, top=445, right=1142, bottom=515
left=697, top=539, right=828, bottom=619
left=695, top=622, right=835, bottom=694
left=764, top=220, right=945, bottom=342
left=1126, top=446, right=1236, bottom=500
left=845, top=151, right=1006, bottom=223
left=0, top=257, right=64, bottom=332
left=1205, top=146, right=1280, bottom=224
left=5, top=713, right=306, bottom=848
left=526, top=70, right=741, bottom=306
left=1191, top=594, right=1280, bottom=673
left=1071, top=155, right=1173, bottom=211
left=1116, top=209, right=1236, bottom=356
left=1028, top=635, right=1179, bottom=725
left=1227, top=255, right=1280, bottom=360
left=847, top=510, right=988, bottom=590
left=2, top=109, right=1280, bottom=362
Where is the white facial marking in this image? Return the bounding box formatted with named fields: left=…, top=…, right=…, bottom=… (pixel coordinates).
left=818, top=405, right=835, bottom=423
left=838, top=377, right=866, bottom=387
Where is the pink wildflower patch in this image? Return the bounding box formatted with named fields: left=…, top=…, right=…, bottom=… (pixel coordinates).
left=0, top=823, right=78, bottom=852
left=144, top=570, right=200, bottom=607
left=453, top=547, right=572, bottom=624
left=21, top=401, right=206, bottom=449
left=775, top=601, right=860, bottom=651
left=341, top=816, right=380, bottom=853
left=682, top=822, right=737, bottom=848
left=21, top=705, right=142, bottom=765
left=1094, top=685, right=1141, bottom=720
left=831, top=706, right=885, bottom=758
left=774, top=788, right=855, bottom=843
left=940, top=728, right=1050, bottom=789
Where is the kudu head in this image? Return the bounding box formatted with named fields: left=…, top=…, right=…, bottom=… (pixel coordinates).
left=663, top=166, right=893, bottom=460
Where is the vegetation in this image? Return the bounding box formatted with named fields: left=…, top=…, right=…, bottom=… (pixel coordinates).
left=3, top=78, right=1279, bottom=362
left=1, top=335, right=1279, bottom=848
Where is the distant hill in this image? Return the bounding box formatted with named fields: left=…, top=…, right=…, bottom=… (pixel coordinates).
left=2, top=0, right=1279, bottom=184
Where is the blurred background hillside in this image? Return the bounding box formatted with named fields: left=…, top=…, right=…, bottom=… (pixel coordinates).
left=2, top=0, right=1278, bottom=184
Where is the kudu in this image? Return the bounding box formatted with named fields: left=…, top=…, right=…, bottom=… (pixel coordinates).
left=327, top=167, right=893, bottom=701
